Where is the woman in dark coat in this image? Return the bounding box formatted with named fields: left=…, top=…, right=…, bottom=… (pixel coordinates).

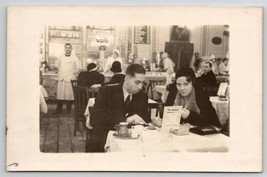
left=77, top=63, right=105, bottom=87
left=165, top=67, right=220, bottom=127
left=103, top=61, right=125, bottom=85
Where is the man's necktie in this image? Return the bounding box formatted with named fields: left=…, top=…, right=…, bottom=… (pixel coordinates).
left=125, top=95, right=131, bottom=116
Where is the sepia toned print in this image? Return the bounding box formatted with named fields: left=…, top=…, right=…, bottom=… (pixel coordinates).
left=7, top=6, right=262, bottom=171
left=39, top=25, right=230, bottom=153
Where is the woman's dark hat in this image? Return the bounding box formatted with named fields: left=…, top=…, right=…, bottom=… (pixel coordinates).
left=110, top=61, right=122, bottom=73
left=175, top=67, right=196, bottom=81
left=87, top=63, right=98, bottom=71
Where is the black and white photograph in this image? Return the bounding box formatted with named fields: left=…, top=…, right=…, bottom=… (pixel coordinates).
left=39, top=25, right=230, bottom=153
left=7, top=6, right=262, bottom=172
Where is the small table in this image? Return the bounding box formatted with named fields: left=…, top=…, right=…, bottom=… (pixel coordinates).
left=105, top=129, right=229, bottom=152
left=84, top=98, right=158, bottom=129
left=209, top=96, right=229, bottom=126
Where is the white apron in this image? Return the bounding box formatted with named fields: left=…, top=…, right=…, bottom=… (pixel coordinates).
left=56, top=54, right=81, bottom=100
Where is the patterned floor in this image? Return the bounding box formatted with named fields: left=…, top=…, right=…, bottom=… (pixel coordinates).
left=40, top=104, right=86, bottom=153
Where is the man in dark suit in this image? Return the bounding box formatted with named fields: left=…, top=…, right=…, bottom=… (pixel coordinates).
left=88, top=64, right=150, bottom=152
left=199, top=61, right=217, bottom=86
left=196, top=61, right=218, bottom=96
left=77, top=63, right=105, bottom=87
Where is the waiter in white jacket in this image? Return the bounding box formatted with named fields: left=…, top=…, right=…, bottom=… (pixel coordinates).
left=54, top=43, right=81, bottom=114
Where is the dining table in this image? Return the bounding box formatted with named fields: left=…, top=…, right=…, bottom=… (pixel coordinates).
left=104, top=127, right=229, bottom=153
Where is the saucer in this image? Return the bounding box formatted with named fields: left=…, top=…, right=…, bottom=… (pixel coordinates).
left=113, top=132, right=139, bottom=140
left=146, top=126, right=157, bottom=130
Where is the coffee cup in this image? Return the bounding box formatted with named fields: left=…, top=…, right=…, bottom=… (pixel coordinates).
left=114, top=122, right=129, bottom=137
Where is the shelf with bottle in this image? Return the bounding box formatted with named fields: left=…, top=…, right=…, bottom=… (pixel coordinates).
left=49, top=26, right=82, bottom=31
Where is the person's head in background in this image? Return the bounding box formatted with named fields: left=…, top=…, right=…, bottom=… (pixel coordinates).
left=64, top=43, right=72, bottom=56
left=203, top=61, right=213, bottom=74
left=160, top=52, right=169, bottom=60
left=112, top=49, right=120, bottom=59
left=175, top=67, right=196, bottom=97
left=193, top=58, right=203, bottom=72
left=110, top=61, right=122, bottom=74
left=87, top=63, right=99, bottom=72
left=123, top=64, right=146, bottom=95
left=222, top=58, right=229, bottom=65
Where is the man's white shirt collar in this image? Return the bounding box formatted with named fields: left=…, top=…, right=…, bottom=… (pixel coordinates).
left=122, top=87, right=132, bottom=102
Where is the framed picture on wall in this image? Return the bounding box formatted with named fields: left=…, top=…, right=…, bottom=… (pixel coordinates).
left=134, top=26, right=150, bottom=44
left=170, top=25, right=190, bottom=41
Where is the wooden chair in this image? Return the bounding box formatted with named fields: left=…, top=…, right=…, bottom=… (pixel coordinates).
left=73, top=86, right=89, bottom=137
left=146, top=79, right=166, bottom=100
left=84, top=87, right=100, bottom=146
left=73, top=85, right=99, bottom=136
left=148, top=102, right=164, bottom=119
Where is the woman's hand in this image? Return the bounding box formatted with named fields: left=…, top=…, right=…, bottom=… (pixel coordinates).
left=181, top=108, right=190, bottom=119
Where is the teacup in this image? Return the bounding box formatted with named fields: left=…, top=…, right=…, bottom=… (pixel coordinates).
left=114, top=122, right=129, bottom=137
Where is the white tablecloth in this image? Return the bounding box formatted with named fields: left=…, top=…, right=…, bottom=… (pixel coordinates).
left=40, top=85, right=48, bottom=113
left=209, top=96, right=229, bottom=125
left=84, top=98, right=157, bottom=129
left=105, top=128, right=229, bottom=153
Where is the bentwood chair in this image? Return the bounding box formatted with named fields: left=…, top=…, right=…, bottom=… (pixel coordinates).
left=148, top=102, right=164, bottom=119
left=73, top=86, right=89, bottom=137
left=84, top=87, right=100, bottom=147
left=73, top=85, right=100, bottom=139
left=146, top=79, right=166, bottom=100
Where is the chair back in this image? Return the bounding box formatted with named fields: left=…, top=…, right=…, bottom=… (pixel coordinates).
left=85, top=87, right=99, bottom=99
left=73, top=86, right=89, bottom=117
left=146, top=79, right=166, bottom=100
left=148, top=102, right=164, bottom=119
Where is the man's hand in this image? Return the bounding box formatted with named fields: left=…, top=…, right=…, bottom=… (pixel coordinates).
left=126, top=114, right=147, bottom=125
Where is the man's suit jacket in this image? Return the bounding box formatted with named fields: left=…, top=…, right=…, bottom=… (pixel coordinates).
left=90, top=83, right=150, bottom=133
left=199, top=70, right=217, bottom=86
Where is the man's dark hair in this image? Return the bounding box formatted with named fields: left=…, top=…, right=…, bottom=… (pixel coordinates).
left=206, top=62, right=212, bottom=68
left=65, top=43, right=72, bottom=47
left=126, top=64, right=146, bottom=77
left=222, top=58, right=228, bottom=62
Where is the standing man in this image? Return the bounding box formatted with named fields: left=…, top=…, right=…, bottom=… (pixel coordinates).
left=161, top=52, right=175, bottom=74
left=88, top=64, right=150, bottom=152
left=55, top=43, right=81, bottom=114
